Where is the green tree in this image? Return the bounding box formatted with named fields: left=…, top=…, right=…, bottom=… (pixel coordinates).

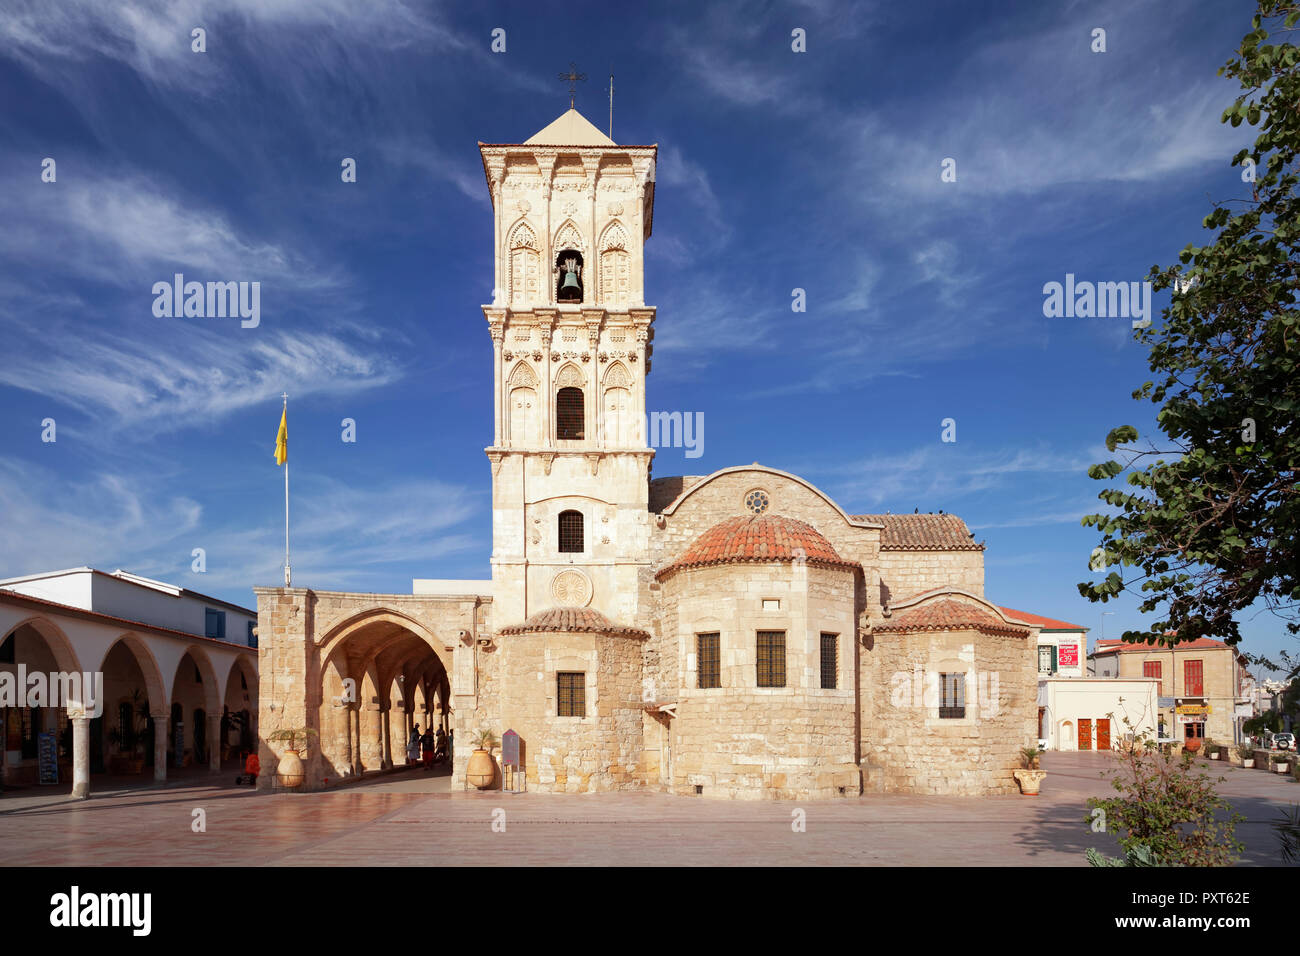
left=1079, top=2, right=1300, bottom=669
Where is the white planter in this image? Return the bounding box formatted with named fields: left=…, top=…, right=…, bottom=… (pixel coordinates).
left=1243, top=759, right=1255, bottom=769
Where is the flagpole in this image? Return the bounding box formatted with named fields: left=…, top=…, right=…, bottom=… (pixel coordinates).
left=282, top=392, right=291, bottom=588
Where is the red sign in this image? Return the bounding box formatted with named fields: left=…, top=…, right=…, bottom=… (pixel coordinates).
left=1058, top=643, right=1079, bottom=667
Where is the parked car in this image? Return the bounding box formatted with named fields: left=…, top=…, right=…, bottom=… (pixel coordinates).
left=1272, top=732, right=1295, bottom=752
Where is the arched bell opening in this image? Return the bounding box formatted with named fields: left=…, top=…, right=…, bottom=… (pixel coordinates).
left=555, top=250, right=584, bottom=303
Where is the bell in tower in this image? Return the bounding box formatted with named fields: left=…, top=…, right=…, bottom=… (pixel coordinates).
left=556, top=251, right=583, bottom=303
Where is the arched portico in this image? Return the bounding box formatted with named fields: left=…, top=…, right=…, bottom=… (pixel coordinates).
left=253, top=588, right=483, bottom=792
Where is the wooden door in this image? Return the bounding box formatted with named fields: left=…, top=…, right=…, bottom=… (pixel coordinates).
left=1078, top=718, right=1093, bottom=751
left=1096, top=718, right=1111, bottom=750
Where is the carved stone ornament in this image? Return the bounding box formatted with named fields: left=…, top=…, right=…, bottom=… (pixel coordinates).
left=551, top=569, right=592, bottom=607
left=516, top=199, right=531, bottom=214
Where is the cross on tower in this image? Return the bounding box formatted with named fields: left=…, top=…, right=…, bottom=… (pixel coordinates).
left=558, top=62, right=586, bottom=108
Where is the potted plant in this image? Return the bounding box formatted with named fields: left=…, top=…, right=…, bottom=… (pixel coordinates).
left=1206, top=739, right=1221, bottom=760
left=1273, top=753, right=1292, bottom=776
left=466, top=729, right=498, bottom=790
left=267, top=727, right=317, bottom=788
left=1013, top=746, right=1047, bottom=796
left=1237, top=745, right=1255, bottom=769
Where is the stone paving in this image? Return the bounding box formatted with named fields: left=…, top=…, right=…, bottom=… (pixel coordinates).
left=0, top=753, right=1295, bottom=866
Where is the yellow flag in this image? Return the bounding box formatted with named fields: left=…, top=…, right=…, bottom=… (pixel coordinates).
left=274, top=406, right=287, bottom=465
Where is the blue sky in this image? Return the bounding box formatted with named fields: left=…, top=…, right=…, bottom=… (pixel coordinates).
left=0, top=0, right=1290, bottom=664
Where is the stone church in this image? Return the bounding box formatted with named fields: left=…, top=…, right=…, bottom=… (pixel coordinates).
left=255, top=107, right=1038, bottom=799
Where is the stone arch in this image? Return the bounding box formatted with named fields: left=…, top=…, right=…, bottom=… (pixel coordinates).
left=599, top=220, right=628, bottom=252
left=316, top=607, right=453, bottom=677
left=172, top=644, right=221, bottom=715
left=507, top=219, right=540, bottom=307
left=555, top=362, right=585, bottom=390
left=602, top=361, right=632, bottom=446
left=225, top=655, right=257, bottom=712
left=553, top=219, right=584, bottom=254
left=602, top=361, right=630, bottom=388
left=599, top=220, right=630, bottom=303
left=99, top=633, right=168, bottom=717
left=661, top=464, right=864, bottom=528
left=508, top=361, right=538, bottom=389
left=508, top=361, right=540, bottom=445
left=1, top=615, right=82, bottom=677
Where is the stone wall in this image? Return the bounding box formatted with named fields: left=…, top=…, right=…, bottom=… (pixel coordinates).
left=877, top=550, right=984, bottom=604
left=253, top=587, right=486, bottom=791
left=861, top=624, right=1037, bottom=795
left=658, top=562, right=860, bottom=799
left=494, top=629, right=645, bottom=791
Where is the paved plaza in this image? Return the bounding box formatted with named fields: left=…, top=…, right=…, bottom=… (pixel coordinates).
left=0, top=753, right=1296, bottom=866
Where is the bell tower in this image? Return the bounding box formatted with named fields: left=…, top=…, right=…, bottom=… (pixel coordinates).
left=480, top=105, right=658, bottom=628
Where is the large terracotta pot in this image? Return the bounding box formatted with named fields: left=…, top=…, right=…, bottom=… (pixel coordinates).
left=466, top=748, right=496, bottom=790
left=1012, top=769, right=1046, bottom=796
left=277, top=749, right=305, bottom=788
left=1184, top=739, right=1201, bottom=754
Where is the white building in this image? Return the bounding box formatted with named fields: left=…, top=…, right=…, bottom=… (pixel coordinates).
left=0, top=568, right=258, bottom=648
left=1, top=568, right=258, bottom=796
left=1001, top=607, right=1087, bottom=679
left=1038, top=677, right=1160, bottom=751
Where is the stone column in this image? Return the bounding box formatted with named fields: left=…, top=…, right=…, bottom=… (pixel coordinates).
left=341, top=704, right=355, bottom=776
left=152, top=712, right=168, bottom=783
left=71, top=715, right=90, bottom=800
left=380, top=707, right=393, bottom=770
left=208, top=714, right=222, bottom=772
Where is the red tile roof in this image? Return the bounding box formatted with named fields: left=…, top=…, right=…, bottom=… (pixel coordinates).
left=498, top=607, right=649, bottom=639
left=655, top=514, right=858, bottom=581
left=1094, top=636, right=1236, bottom=653
left=999, top=607, right=1088, bottom=631
left=850, top=513, right=983, bottom=550
left=875, top=599, right=1031, bottom=637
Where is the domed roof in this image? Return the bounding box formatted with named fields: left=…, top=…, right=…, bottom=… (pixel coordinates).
left=498, top=606, right=649, bottom=639
left=874, top=599, right=1029, bottom=637
left=656, top=514, right=857, bottom=581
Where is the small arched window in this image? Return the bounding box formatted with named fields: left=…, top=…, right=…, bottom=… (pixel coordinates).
left=558, top=510, right=584, bottom=553
left=556, top=386, right=585, bottom=439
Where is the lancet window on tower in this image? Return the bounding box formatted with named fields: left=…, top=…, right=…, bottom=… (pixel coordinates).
left=556, top=386, right=585, bottom=439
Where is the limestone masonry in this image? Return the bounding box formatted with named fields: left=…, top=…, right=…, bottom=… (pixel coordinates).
left=255, top=106, right=1039, bottom=798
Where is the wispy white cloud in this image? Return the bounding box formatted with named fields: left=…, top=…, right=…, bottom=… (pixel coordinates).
left=807, top=443, right=1096, bottom=508
left=0, top=456, right=484, bottom=595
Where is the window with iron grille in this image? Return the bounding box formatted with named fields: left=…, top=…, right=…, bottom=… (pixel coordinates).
left=756, top=631, right=786, bottom=688
left=558, top=510, right=584, bottom=552
left=556, top=386, right=585, bottom=439
left=1143, top=660, right=1163, bottom=696
left=557, top=672, right=585, bottom=717
left=820, top=633, right=837, bottom=689
left=697, top=633, right=721, bottom=688
left=939, top=672, right=966, bottom=719
left=1184, top=659, right=1204, bottom=697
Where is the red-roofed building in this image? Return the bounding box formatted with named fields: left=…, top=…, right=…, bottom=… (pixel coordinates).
left=1089, top=636, right=1252, bottom=747
left=1000, top=606, right=1088, bottom=679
